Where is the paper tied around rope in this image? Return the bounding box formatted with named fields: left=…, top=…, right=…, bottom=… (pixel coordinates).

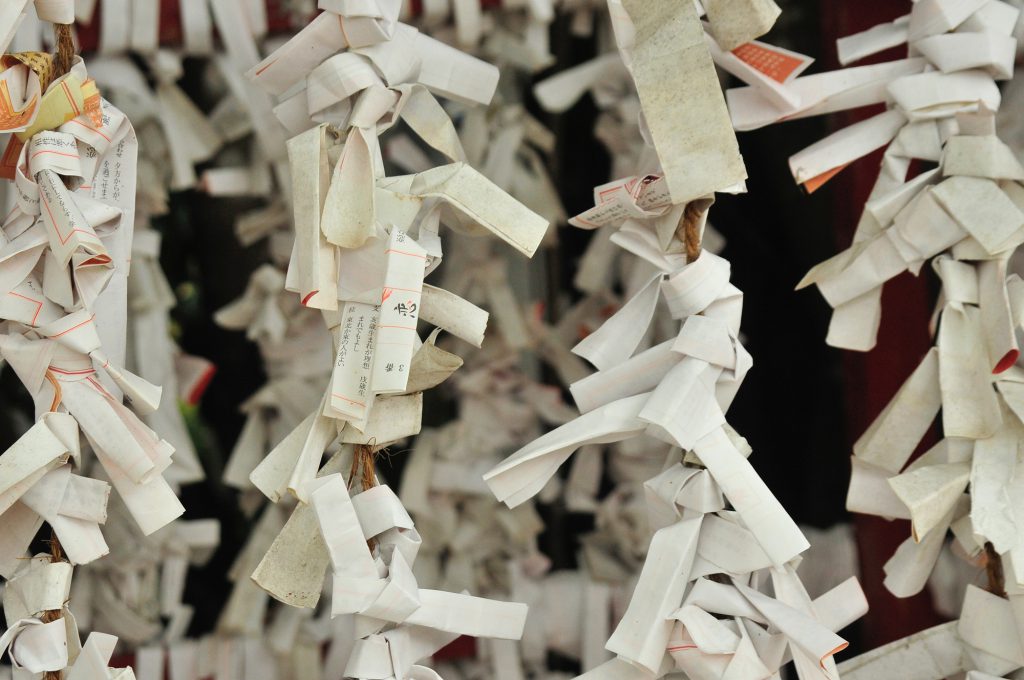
left=792, top=112, right=1024, bottom=352
left=677, top=199, right=709, bottom=263
left=485, top=250, right=807, bottom=567
left=0, top=70, right=102, bottom=183
left=723, top=0, right=1024, bottom=351
left=249, top=455, right=529, bottom=676
left=0, top=618, right=68, bottom=673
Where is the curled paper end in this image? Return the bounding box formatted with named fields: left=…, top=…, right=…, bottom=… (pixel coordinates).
left=824, top=642, right=849, bottom=665
left=993, top=349, right=1018, bottom=374
left=802, top=163, right=850, bottom=194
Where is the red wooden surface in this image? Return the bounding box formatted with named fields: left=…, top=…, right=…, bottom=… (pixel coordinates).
left=72, top=0, right=504, bottom=53
left=74, top=0, right=298, bottom=52
left=821, top=1, right=944, bottom=650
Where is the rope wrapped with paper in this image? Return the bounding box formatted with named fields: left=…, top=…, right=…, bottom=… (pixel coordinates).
left=209, top=3, right=558, bottom=664
left=722, top=2, right=1024, bottom=677
left=0, top=51, right=191, bottom=570
left=485, top=226, right=867, bottom=679
left=238, top=2, right=552, bottom=678
left=742, top=0, right=1024, bottom=613
left=2, top=556, right=137, bottom=680
left=487, top=1, right=869, bottom=679
left=727, top=0, right=1024, bottom=352
left=0, top=4, right=192, bottom=678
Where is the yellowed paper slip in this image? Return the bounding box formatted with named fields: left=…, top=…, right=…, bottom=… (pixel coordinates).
left=614, top=0, right=746, bottom=203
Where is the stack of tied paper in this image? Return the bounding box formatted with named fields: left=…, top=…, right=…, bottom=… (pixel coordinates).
left=721, top=2, right=1024, bottom=678
left=486, top=197, right=867, bottom=680
left=0, top=35, right=192, bottom=576
left=738, top=0, right=1024, bottom=627
left=2, top=556, right=137, bottom=680
left=40, top=50, right=219, bottom=660
left=727, top=0, right=1024, bottom=353
left=237, top=2, right=552, bottom=679
left=0, top=2, right=196, bottom=680
left=843, top=228, right=1024, bottom=603
left=42, top=0, right=563, bottom=668
left=487, top=1, right=869, bottom=679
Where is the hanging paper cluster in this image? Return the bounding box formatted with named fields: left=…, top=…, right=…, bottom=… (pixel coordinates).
left=728, top=0, right=1024, bottom=676
left=487, top=1, right=869, bottom=679
left=231, top=1, right=556, bottom=678
left=0, top=2, right=181, bottom=678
